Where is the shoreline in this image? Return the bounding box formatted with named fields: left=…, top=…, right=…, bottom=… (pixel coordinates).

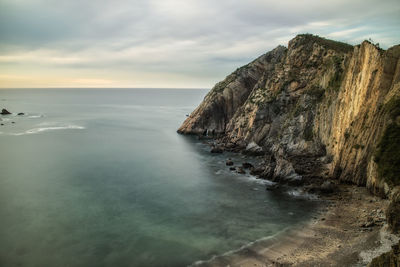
left=192, top=183, right=398, bottom=267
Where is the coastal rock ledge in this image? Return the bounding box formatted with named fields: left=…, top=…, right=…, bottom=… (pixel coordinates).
left=178, top=34, right=400, bottom=265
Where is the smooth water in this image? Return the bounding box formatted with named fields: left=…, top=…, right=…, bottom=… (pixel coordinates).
left=0, top=89, right=318, bottom=267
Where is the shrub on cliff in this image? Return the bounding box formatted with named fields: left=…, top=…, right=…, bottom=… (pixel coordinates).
left=374, top=123, right=400, bottom=186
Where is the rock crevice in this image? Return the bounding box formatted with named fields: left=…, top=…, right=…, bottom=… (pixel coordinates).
left=178, top=34, right=400, bottom=197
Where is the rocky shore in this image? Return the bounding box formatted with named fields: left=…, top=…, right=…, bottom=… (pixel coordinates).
left=192, top=183, right=398, bottom=267
left=179, top=34, right=400, bottom=266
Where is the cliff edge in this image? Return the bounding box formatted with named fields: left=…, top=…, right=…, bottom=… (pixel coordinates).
left=178, top=34, right=400, bottom=199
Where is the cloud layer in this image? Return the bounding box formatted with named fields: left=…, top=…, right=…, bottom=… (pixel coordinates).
left=1, top=0, right=399, bottom=88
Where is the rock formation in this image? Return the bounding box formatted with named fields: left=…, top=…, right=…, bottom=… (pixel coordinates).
left=179, top=36, right=400, bottom=264
left=368, top=241, right=400, bottom=267
left=1, top=108, right=11, bottom=115
left=178, top=34, right=400, bottom=198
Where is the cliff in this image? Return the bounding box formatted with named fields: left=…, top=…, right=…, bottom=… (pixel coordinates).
left=178, top=34, right=400, bottom=198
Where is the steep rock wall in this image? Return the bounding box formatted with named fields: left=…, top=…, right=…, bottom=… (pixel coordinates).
left=178, top=34, right=400, bottom=195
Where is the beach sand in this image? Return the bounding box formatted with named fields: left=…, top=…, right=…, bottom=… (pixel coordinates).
left=193, top=184, right=399, bottom=267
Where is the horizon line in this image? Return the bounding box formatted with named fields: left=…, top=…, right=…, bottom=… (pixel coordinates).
left=0, top=87, right=210, bottom=90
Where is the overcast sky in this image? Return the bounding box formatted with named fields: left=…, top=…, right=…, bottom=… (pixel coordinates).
left=0, top=0, right=399, bottom=88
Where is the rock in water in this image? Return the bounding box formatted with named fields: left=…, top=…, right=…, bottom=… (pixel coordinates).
left=17, top=113, right=24, bottom=116
left=1, top=109, right=11, bottom=115
left=250, top=167, right=264, bottom=176
left=226, top=159, right=234, bottom=166
left=242, top=162, right=254, bottom=169
left=210, top=146, right=224, bottom=153
left=237, top=167, right=246, bottom=174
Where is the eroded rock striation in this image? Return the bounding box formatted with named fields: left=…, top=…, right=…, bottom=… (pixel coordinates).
left=179, top=34, right=400, bottom=197
left=179, top=33, right=400, bottom=266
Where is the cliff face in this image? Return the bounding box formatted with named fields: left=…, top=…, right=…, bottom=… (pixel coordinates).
left=178, top=34, right=400, bottom=196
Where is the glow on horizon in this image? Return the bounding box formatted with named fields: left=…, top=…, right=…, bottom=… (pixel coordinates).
left=0, top=0, right=399, bottom=88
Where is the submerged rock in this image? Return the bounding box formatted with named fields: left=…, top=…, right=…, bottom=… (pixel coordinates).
left=17, top=113, right=24, bottom=116
left=266, top=184, right=280, bottom=191
left=210, top=146, right=224, bottom=153
left=250, top=167, right=264, bottom=176
left=226, top=159, right=234, bottom=166
left=242, top=162, right=254, bottom=169
left=237, top=167, right=246, bottom=174
left=1, top=109, right=11, bottom=115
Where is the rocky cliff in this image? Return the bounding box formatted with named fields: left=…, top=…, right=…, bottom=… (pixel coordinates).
left=178, top=34, right=400, bottom=198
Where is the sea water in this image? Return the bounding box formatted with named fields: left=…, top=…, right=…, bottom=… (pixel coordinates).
left=0, top=89, right=318, bottom=267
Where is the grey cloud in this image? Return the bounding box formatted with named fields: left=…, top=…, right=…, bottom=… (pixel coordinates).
left=0, top=0, right=399, bottom=87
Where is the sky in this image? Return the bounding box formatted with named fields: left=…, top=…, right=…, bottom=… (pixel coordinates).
left=0, top=0, right=399, bottom=89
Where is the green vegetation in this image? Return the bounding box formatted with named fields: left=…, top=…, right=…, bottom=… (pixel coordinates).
left=374, top=123, right=400, bottom=186
left=306, top=85, right=325, bottom=101
left=297, top=34, right=353, bottom=53
left=383, top=97, right=400, bottom=119
left=328, top=56, right=344, bottom=92
left=211, top=73, right=236, bottom=93
left=304, top=126, right=313, bottom=141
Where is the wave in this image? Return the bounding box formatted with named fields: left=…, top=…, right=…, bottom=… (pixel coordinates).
left=189, top=227, right=289, bottom=266
left=28, top=115, right=43, bottom=119
left=286, top=188, right=318, bottom=200
left=6, top=125, right=85, bottom=136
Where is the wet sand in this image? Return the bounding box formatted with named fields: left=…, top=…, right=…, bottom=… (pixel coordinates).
left=193, top=184, right=399, bottom=267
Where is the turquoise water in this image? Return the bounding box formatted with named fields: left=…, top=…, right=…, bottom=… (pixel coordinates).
left=0, top=89, right=318, bottom=267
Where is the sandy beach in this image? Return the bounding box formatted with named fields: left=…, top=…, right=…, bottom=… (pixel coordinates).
left=193, top=184, right=399, bottom=267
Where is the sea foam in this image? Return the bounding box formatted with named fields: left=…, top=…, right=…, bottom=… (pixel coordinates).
left=7, top=125, right=85, bottom=136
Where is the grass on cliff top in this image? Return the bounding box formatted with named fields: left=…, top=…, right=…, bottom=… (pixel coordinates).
left=297, top=34, right=354, bottom=53
left=374, top=123, right=400, bottom=186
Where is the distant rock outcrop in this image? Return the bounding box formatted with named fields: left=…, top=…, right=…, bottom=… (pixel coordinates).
left=1, top=109, right=11, bottom=115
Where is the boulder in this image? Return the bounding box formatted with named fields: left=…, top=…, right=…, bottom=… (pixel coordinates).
left=266, top=184, right=280, bottom=191
left=210, top=146, right=224, bottom=153
left=387, top=194, right=400, bottom=233
left=237, top=167, right=246, bottom=174
left=229, top=167, right=236, bottom=171
left=320, top=181, right=337, bottom=194
left=17, top=113, right=24, bottom=116
left=368, top=241, right=400, bottom=267
left=1, top=109, right=11, bottom=115
left=243, top=142, right=265, bottom=156
left=226, top=159, right=234, bottom=166
left=260, top=165, right=275, bottom=180
left=250, top=167, right=264, bottom=176
left=242, top=162, right=254, bottom=169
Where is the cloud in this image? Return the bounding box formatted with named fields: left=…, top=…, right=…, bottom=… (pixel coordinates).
left=0, top=0, right=399, bottom=88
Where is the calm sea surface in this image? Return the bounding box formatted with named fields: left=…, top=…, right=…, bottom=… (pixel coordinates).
left=0, top=89, right=318, bottom=267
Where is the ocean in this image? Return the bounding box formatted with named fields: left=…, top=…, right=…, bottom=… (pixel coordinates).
left=0, top=88, right=318, bottom=267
